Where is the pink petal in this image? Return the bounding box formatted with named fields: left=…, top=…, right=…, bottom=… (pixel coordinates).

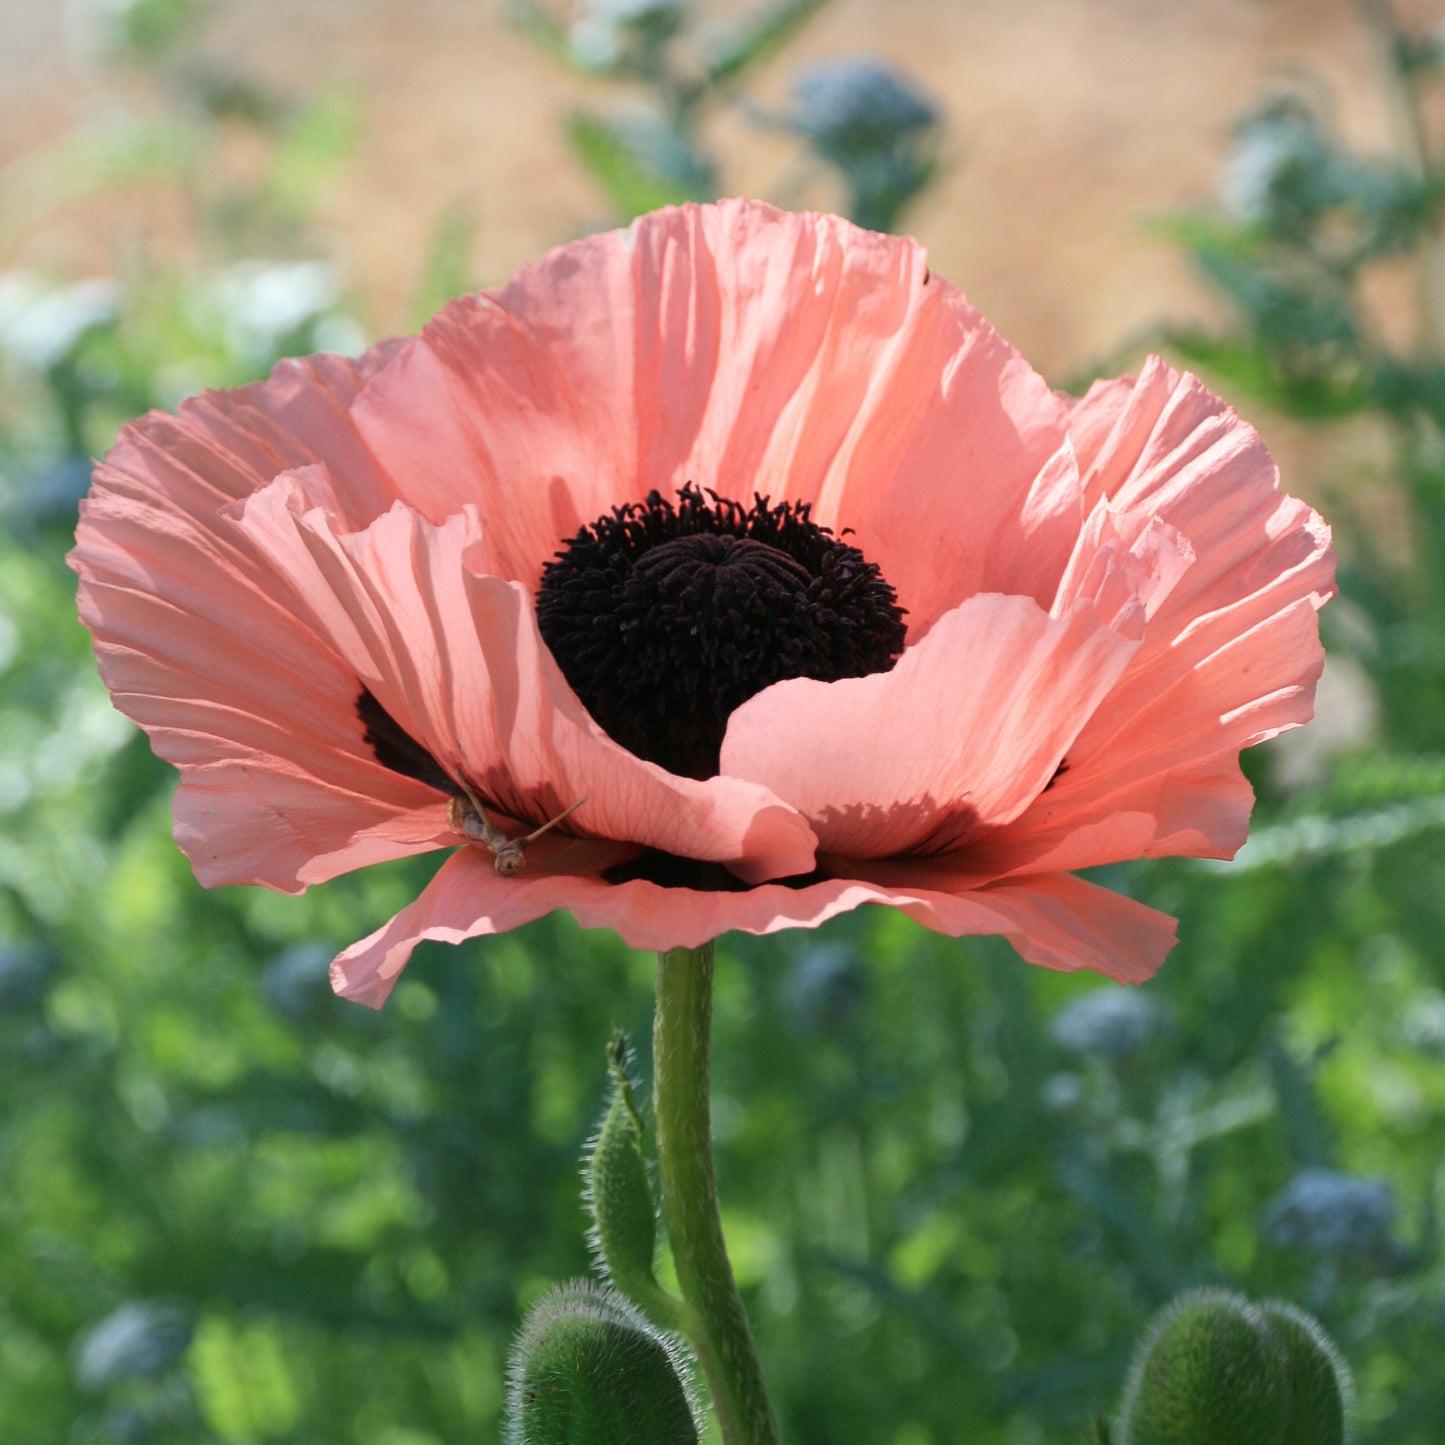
left=332, top=844, right=1176, bottom=1008
left=719, top=587, right=1142, bottom=858
left=176, top=769, right=450, bottom=891
left=982, top=359, right=1336, bottom=870
left=331, top=842, right=878, bottom=1008
left=1071, top=357, right=1334, bottom=625
left=349, top=199, right=1068, bottom=633
left=986, top=591, right=1326, bottom=876
left=1051, top=500, right=1194, bottom=627
left=895, top=869, right=1178, bottom=983
left=70, top=351, right=447, bottom=893
left=92, top=346, right=401, bottom=532
left=980, top=437, right=1089, bottom=609
left=240, top=472, right=818, bottom=884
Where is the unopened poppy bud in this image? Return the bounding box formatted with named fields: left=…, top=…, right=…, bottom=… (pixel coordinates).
left=1257, top=1300, right=1354, bottom=1445
left=583, top=1033, right=678, bottom=1323
left=504, top=1282, right=700, bottom=1445
left=1117, top=1290, right=1287, bottom=1444
left=1115, top=1289, right=1352, bottom=1445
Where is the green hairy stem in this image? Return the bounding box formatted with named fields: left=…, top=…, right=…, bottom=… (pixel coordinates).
left=653, top=943, right=780, bottom=1445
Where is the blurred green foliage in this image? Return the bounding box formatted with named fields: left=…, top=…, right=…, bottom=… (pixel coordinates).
left=2, top=2, right=1444, bottom=1443
left=509, top=0, right=938, bottom=231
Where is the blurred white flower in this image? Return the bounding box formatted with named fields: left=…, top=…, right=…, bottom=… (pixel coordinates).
left=0, top=272, right=118, bottom=371
left=207, top=259, right=344, bottom=362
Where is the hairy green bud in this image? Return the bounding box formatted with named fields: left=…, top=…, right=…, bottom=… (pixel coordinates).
left=1116, top=1289, right=1351, bottom=1445
left=1258, top=1300, right=1353, bottom=1445
left=583, top=1032, right=686, bottom=1329
left=505, top=1282, right=700, bottom=1445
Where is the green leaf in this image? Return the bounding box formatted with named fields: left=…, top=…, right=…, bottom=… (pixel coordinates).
left=700, top=0, right=830, bottom=86
left=503, top=0, right=571, bottom=60
left=1145, top=209, right=1270, bottom=265
left=266, top=90, right=364, bottom=220
left=567, top=112, right=711, bottom=217
left=409, top=204, right=478, bottom=328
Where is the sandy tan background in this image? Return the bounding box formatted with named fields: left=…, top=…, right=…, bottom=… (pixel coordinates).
left=1, top=1, right=1438, bottom=389
left=2, top=0, right=1428, bottom=774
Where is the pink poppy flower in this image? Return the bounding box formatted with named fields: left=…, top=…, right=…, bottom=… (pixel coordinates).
left=71, top=199, right=1334, bottom=1008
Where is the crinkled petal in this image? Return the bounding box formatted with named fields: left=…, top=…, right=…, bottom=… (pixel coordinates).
left=70, top=349, right=448, bottom=894
left=889, top=868, right=1177, bottom=983
left=978, top=436, right=1090, bottom=610
left=349, top=199, right=1069, bottom=634
left=330, top=841, right=877, bottom=1007
left=1050, top=499, right=1194, bottom=625
left=1072, top=357, right=1334, bottom=623
left=721, top=587, right=1143, bottom=857
left=175, top=768, right=449, bottom=891
left=978, top=597, right=1328, bottom=876
left=240, top=471, right=818, bottom=884
left=332, top=845, right=1176, bottom=1008
left=980, top=358, right=1335, bottom=871
left=91, top=346, right=401, bottom=532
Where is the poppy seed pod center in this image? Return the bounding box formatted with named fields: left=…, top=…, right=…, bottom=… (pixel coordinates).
left=536, top=484, right=908, bottom=779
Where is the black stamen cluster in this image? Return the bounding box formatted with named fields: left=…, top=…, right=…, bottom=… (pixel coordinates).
left=536, top=483, right=907, bottom=778
left=358, top=686, right=455, bottom=795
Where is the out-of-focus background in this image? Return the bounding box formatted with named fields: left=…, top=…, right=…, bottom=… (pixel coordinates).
left=2, top=2, right=1444, bottom=1443
left=2, top=0, right=1429, bottom=371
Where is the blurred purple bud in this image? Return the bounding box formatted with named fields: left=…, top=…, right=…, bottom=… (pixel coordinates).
left=0, top=940, right=56, bottom=1011
left=260, top=941, right=333, bottom=1021
left=1221, top=98, right=1331, bottom=228
left=570, top=0, right=684, bottom=69
left=1050, top=987, right=1170, bottom=1061
left=1263, top=1167, right=1395, bottom=1257
left=782, top=942, right=867, bottom=1035
left=790, top=55, right=938, bottom=161
left=74, top=1301, right=192, bottom=1391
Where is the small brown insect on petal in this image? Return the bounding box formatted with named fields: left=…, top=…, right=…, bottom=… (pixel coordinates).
left=447, top=788, right=588, bottom=876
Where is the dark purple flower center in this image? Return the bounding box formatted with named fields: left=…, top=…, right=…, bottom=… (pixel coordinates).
left=535, top=484, right=907, bottom=779
left=353, top=485, right=906, bottom=887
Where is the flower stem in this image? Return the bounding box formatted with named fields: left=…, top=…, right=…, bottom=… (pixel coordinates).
left=653, top=943, right=779, bottom=1445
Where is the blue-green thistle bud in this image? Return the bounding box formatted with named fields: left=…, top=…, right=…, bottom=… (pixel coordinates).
left=1050, top=986, right=1169, bottom=1062
left=74, top=1299, right=193, bottom=1390
left=504, top=1282, right=700, bottom=1445
left=1115, top=1289, right=1352, bottom=1445
left=1262, top=1168, right=1394, bottom=1259
left=790, top=56, right=938, bottom=164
